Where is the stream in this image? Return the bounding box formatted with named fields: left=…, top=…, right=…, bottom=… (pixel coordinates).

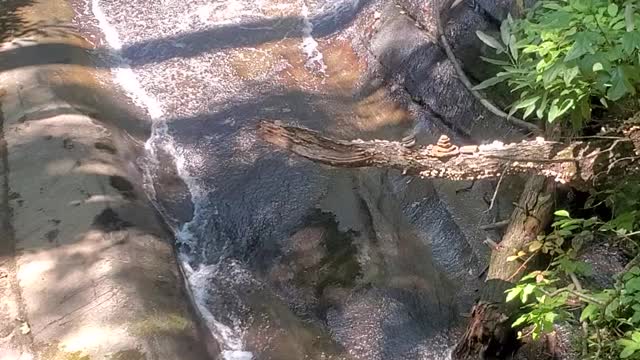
left=71, top=0, right=492, bottom=358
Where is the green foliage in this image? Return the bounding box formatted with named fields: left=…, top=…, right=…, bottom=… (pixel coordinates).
left=619, top=332, right=640, bottom=358
left=505, top=211, right=597, bottom=340
left=505, top=182, right=640, bottom=359
left=475, top=0, right=640, bottom=127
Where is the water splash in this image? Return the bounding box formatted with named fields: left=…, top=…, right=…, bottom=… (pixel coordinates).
left=90, top=1, right=252, bottom=358
left=187, top=263, right=255, bottom=360
left=301, top=1, right=327, bottom=74
left=91, top=0, right=163, bottom=119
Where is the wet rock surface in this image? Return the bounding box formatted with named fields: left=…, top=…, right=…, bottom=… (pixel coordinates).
left=69, top=0, right=530, bottom=358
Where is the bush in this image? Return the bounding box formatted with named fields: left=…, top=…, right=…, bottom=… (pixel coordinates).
left=474, top=0, right=640, bottom=128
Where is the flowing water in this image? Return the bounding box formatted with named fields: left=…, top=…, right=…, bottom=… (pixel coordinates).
left=71, top=0, right=484, bottom=358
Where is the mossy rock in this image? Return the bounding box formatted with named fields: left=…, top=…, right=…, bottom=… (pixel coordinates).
left=129, top=312, right=192, bottom=337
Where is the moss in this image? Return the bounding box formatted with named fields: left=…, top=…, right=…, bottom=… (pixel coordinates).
left=107, top=349, right=146, bottom=360
left=38, top=342, right=146, bottom=360
left=39, top=344, right=91, bottom=360
left=129, top=312, right=192, bottom=336
left=294, top=209, right=362, bottom=296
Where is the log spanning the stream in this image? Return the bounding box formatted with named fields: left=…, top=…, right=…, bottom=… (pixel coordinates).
left=259, top=121, right=640, bottom=189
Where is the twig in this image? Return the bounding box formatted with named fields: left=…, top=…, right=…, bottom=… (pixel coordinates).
left=436, top=8, right=541, bottom=134
left=594, top=327, right=602, bottom=359
left=542, top=288, right=604, bottom=306
left=478, top=263, right=490, bottom=279
left=507, top=252, right=536, bottom=281
left=483, top=238, right=503, bottom=251
left=480, top=219, right=510, bottom=230
left=623, top=252, right=640, bottom=273
left=582, top=321, right=589, bottom=357
left=570, top=271, right=589, bottom=357
left=569, top=271, right=584, bottom=291
left=487, top=162, right=509, bottom=212
left=607, top=156, right=640, bottom=174
left=486, top=154, right=576, bottom=163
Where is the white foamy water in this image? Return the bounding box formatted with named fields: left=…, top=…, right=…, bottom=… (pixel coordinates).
left=191, top=0, right=282, bottom=26
left=91, top=0, right=163, bottom=119
left=186, top=263, right=255, bottom=360
left=301, top=1, right=327, bottom=74
left=90, top=1, right=253, bottom=358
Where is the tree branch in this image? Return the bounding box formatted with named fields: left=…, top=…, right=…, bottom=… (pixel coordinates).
left=436, top=0, right=542, bottom=134
left=258, top=121, right=639, bottom=189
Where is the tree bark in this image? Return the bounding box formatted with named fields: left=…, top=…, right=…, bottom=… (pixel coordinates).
left=258, top=121, right=640, bottom=189
left=452, top=176, right=555, bottom=359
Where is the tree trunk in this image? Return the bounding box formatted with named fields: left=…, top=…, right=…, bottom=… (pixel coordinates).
left=452, top=176, right=555, bottom=359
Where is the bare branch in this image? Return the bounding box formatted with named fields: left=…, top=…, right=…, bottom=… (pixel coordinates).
left=435, top=1, right=542, bottom=134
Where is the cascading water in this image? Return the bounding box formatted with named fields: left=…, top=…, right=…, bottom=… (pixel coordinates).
left=75, top=0, right=478, bottom=358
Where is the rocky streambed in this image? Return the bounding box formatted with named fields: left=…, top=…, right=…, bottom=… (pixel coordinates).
left=68, top=0, right=530, bottom=359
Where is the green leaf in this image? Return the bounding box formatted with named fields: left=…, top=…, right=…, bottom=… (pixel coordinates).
left=480, top=56, right=511, bottom=66
left=626, top=277, right=640, bottom=292
left=522, top=284, right=536, bottom=303
left=523, top=103, right=536, bottom=119
left=500, top=20, right=510, bottom=47
left=592, top=62, right=604, bottom=72
left=512, top=315, right=528, bottom=327
left=543, top=312, right=557, bottom=330
left=618, top=339, right=638, bottom=348
left=476, top=30, right=505, bottom=52
left=600, top=97, right=608, bottom=108
left=536, top=93, right=549, bottom=119
left=542, top=3, right=562, bottom=10
left=506, top=287, right=522, bottom=302
left=608, top=66, right=635, bottom=101
left=472, top=75, right=509, bottom=90
left=563, top=66, right=579, bottom=86
left=622, top=31, right=640, bottom=55
left=554, top=210, right=571, bottom=217
left=548, top=100, right=561, bottom=123
left=605, top=298, right=620, bottom=318
left=514, top=96, right=540, bottom=110
left=626, top=4, right=635, bottom=32
left=580, top=303, right=598, bottom=322
left=509, top=35, right=518, bottom=61
left=557, top=99, right=575, bottom=118
left=564, top=32, right=596, bottom=62
left=608, top=3, right=619, bottom=17
left=620, top=342, right=640, bottom=359
left=542, top=63, right=565, bottom=86
left=613, top=19, right=627, bottom=30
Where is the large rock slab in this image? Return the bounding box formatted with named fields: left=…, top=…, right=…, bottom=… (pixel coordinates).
left=0, top=1, right=211, bottom=358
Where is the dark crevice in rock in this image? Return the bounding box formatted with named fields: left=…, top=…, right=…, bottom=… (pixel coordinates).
left=92, top=207, right=133, bottom=232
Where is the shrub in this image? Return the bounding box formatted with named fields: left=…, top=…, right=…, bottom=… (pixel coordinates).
left=474, top=0, right=640, bottom=128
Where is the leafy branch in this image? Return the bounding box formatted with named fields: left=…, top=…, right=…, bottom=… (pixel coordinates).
left=473, top=0, right=640, bottom=128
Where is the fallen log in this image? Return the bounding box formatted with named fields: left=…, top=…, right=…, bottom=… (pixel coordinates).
left=258, top=120, right=640, bottom=359
left=258, top=121, right=640, bottom=189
